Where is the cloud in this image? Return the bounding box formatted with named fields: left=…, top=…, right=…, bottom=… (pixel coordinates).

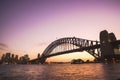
left=0, top=43, right=8, bottom=51
left=0, top=43, right=8, bottom=48
left=38, top=42, right=48, bottom=46
left=0, top=47, right=6, bottom=50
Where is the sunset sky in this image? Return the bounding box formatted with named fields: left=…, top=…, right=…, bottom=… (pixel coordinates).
left=0, top=0, right=120, bottom=62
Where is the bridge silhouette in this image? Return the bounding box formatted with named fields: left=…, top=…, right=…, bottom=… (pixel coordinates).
left=29, top=30, right=120, bottom=64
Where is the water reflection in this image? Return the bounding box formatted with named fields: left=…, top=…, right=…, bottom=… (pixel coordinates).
left=42, top=64, right=105, bottom=80
left=102, top=64, right=120, bottom=80
left=0, top=63, right=120, bottom=80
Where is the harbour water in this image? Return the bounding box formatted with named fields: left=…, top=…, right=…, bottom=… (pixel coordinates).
left=0, top=63, right=120, bottom=80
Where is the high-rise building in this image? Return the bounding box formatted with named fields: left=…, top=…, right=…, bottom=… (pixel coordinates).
left=5, top=53, right=11, bottom=63
left=15, top=55, right=19, bottom=63
left=11, top=54, right=15, bottom=63
left=38, top=53, right=40, bottom=58
left=1, top=54, right=5, bottom=62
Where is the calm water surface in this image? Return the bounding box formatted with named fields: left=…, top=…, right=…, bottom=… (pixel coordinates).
left=0, top=63, right=120, bottom=80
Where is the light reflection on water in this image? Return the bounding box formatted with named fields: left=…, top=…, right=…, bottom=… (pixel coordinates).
left=0, top=63, right=120, bottom=80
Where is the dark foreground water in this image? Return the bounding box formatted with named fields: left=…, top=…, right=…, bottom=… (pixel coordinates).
left=0, top=63, right=120, bottom=80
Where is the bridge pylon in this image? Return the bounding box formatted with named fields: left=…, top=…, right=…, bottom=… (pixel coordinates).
left=100, top=30, right=116, bottom=61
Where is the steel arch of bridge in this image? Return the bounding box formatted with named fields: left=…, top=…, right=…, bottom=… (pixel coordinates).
left=39, top=37, right=101, bottom=64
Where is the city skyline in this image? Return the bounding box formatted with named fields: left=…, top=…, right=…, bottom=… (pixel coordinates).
left=0, top=0, right=120, bottom=62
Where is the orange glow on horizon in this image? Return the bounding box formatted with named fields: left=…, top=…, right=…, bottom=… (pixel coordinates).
left=46, top=52, right=95, bottom=62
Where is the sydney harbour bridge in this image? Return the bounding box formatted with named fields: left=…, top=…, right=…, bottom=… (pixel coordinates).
left=29, top=30, right=120, bottom=64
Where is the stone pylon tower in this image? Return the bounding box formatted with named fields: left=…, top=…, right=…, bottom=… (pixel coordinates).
left=100, top=30, right=116, bottom=60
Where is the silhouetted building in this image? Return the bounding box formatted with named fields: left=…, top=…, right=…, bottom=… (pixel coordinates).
left=38, top=53, right=40, bottom=58
left=14, top=55, right=19, bottom=63
left=1, top=54, right=5, bottom=62
left=19, top=54, right=30, bottom=64
left=5, top=53, right=11, bottom=63
left=11, top=54, right=15, bottom=63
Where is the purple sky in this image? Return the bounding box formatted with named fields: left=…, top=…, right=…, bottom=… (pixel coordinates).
left=0, top=0, right=120, bottom=61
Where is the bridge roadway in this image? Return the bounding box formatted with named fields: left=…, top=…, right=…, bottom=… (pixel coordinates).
left=29, top=40, right=120, bottom=63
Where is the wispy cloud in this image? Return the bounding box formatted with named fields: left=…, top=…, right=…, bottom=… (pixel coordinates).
left=0, top=43, right=8, bottom=51
left=0, top=47, right=6, bottom=50
left=0, top=43, right=8, bottom=48
left=38, top=42, right=49, bottom=46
